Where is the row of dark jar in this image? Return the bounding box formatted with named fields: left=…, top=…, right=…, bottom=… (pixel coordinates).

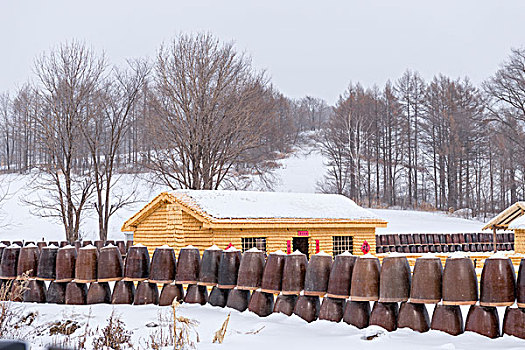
left=1, top=244, right=525, bottom=309
left=0, top=240, right=130, bottom=256
left=5, top=276, right=525, bottom=340
left=376, top=243, right=514, bottom=254
left=376, top=233, right=514, bottom=246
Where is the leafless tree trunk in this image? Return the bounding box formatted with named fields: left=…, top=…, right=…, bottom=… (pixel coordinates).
left=81, top=59, right=150, bottom=241
left=26, top=41, right=105, bottom=243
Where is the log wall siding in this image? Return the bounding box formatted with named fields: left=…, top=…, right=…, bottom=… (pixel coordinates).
left=130, top=201, right=378, bottom=257
left=515, top=229, right=525, bottom=254
left=133, top=203, right=171, bottom=255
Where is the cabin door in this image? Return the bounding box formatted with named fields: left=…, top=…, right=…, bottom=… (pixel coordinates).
left=293, top=237, right=309, bottom=258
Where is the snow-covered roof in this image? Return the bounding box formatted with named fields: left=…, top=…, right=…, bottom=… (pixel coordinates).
left=169, top=190, right=382, bottom=221
left=483, top=202, right=525, bottom=231
left=509, top=215, right=525, bottom=230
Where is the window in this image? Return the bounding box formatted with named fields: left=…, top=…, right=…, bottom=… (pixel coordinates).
left=332, top=236, right=353, bottom=256
left=241, top=237, right=267, bottom=252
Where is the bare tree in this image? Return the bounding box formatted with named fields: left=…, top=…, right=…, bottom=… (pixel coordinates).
left=81, top=60, right=150, bottom=241
left=147, top=33, right=278, bottom=190
left=28, top=42, right=105, bottom=242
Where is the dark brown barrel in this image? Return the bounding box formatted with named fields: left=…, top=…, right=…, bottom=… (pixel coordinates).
left=198, top=246, right=222, bottom=286
left=94, top=240, right=105, bottom=251
left=226, top=288, right=250, bottom=311
left=216, top=248, right=241, bottom=289
left=82, top=241, right=93, bottom=247
left=123, top=244, right=150, bottom=281
left=75, top=246, right=98, bottom=283
left=318, top=297, right=345, bottom=322
left=111, top=281, right=135, bottom=304
left=281, top=251, right=307, bottom=295
left=0, top=246, right=20, bottom=279
left=397, top=302, right=430, bottom=332
left=248, top=291, right=274, bottom=317
left=184, top=284, right=208, bottom=305
left=0, top=244, right=5, bottom=264
left=36, top=246, right=58, bottom=281
left=464, top=305, right=500, bottom=338
left=503, top=307, right=525, bottom=339
left=343, top=301, right=370, bottom=329
left=55, top=246, right=77, bottom=282
left=304, top=252, right=332, bottom=296
left=379, top=255, right=411, bottom=302
left=116, top=241, right=127, bottom=256
left=134, top=281, right=159, bottom=305
left=442, top=256, right=478, bottom=305
left=159, top=283, right=184, bottom=306
left=370, top=302, right=399, bottom=332
left=518, top=258, right=525, bottom=308
left=237, top=248, right=266, bottom=290
left=149, top=245, right=176, bottom=283
left=208, top=287, right=231, bottom=307
left=293, top=295, right=320, bottom=323
left=260, top=251, right=286, bottom=293
left=326, top=252, right=357, bottom=299
left=74, top=241, right=81, bottom=253
left=410, top=256, right=442, bottom=303
left=65, top=282, right=88, bottom=305
left=36, top=241, right=47, bottom=251
left=17, top=245, right=39, bottom=278
left=350, top=255, right=380, bottom=301
left=480, top=256, right=516, bottom=307
left=87, top=282, right=111, bottom=304
left=273, top=294, right=298, bottom=316
left=97, top=245, right=123, bottom=282
left=175, top=246, right=201, bottom=284
left=46, top=281, right=67, bottom=304
left=126, top=241, right=133, bottom=254
left=23, top=279, right=46, bottom=303
left=431, top=304, right=464, bottom=335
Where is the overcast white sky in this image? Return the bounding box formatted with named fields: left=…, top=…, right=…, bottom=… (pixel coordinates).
left=1, top=0, right=524, bottom=105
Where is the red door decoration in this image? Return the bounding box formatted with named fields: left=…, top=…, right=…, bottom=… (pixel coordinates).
left=315, top=239, right=320, bottom=254
left=361, top=240, right=371, bottom=254
left=287, top=240, right=291, bottom=254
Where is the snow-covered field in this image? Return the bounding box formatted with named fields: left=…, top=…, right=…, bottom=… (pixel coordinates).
left=0, top=148, right=486, bottom=242
left=4, top=301, right=524, bottom=349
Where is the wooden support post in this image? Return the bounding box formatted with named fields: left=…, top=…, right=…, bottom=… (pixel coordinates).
left=492, top=227, right=497, bottom=253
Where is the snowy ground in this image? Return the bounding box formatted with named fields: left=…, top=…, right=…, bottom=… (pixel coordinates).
left=5, top=301, right=524, bottom=349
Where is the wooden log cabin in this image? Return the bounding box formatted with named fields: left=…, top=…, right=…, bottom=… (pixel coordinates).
left=483, top=201, right=525, bottom=254
left=121, top=190, right=387, bottom=257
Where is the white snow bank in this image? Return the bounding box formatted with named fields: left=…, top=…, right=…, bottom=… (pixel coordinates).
left=171, top=189, right=381, bottom=221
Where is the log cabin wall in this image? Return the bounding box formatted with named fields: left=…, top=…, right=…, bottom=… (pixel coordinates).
left=515, top=229, right=525, bottom=254
left=124, top=191, right=385, bottom=257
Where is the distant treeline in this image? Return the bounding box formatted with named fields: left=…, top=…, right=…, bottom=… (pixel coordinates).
left=0, top=34, right=524, bottom=242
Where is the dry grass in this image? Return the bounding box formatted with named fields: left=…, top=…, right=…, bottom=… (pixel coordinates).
left=0, top=274, right=31, bottom=339
left=212, top=313, right=231, bottom=344
left=92, top=310, right=133, bottom=350
left=172, top=299, right=199, bottom=350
